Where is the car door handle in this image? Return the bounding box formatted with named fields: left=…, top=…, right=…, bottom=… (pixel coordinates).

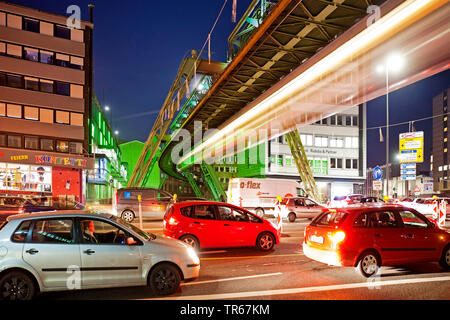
left=193, top=221, right=201, bottom=225
left=224, top=224, right=231, bottom=227
left=374, top=233, right=381, bottom=237
left=83, top=249, right=95, bottom=255
left=26, top=248, right=39, bottom=255
left=401, top=234, right=414, bottom=239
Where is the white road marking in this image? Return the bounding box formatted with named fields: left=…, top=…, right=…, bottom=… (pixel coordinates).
left=151, top=275, right=450, bottom=300
left=181, top=272, right=283, bottom=286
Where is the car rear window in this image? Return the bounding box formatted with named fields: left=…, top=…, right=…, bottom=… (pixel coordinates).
left=163, top=205, right=174, bottom=220
left=312, top=210, right=347, bottom=227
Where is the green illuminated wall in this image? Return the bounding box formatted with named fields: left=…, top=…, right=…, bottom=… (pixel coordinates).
left=119, top=140, right=161, bottom=188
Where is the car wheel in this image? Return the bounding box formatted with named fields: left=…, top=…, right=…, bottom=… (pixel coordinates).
left=257, top=232, right=275, bottom=251
left=121, top=210, right=135, bottom=222
left=0, top=271, right=36, bottom=301
left=179, top=235, right=200, bottom=250
left=255, top=208, right=264, bottom=218
left=149, top=263, right=181, bottom=296
left=439, top=245, right=450, bottom=270
left=288, top=212, right=296, bottom=223
left=356, top=251, right=381, bottom=278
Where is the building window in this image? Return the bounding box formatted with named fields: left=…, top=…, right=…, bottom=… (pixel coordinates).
left=40, top=50, right=54, bottom=64
left=71, top=113, right=84, bottom=126
left=8, top=135, right=22, bottom=148
left=7, top=14, right=22, bottom=29
left=56, top=140, right=69, bottom=153
left=315, top=136, right=327, bottom=147
left=330, top=158, right=336, bottom=169
left=54, top=25, right=71, bottom=39
left=346, top=159, right=352, bottom=169
left=40, top=79, right=54, bottom=94
left=70, top=56, right=84, bottom=70
left=337, top=115, right=343, bottom=126
left=337, top=158, right=343, bottom=169
left=330, top=137, right=343, bottom=148
left=40, top=109, right=53, bottom=123
left=69, top=142, right=83, bottom=154
left=55, top=82, right=70, bottom=96
left=56, top=111, right=70, bottom=124
left=40, top=139, right=54, bottom=151
left=277, top=155, right=283, bottom=166
left=23, top=18, right=40, bottom=33
left=0, top=102, right=5, bottom=116
left=352, top=137, right=359, bottom=149
left=7, top=104, right=21, bottom=118
left=345, top=116, right=352, bottom=126
left=40, top=21, right=53, bottom=36
left=330, top=116, right=336, bottom=125
left=55, top=53, right=70, bottom=68
left=24, top=47, right=39, bottom=62
left=24, top=106, right=39, bottom=120
left=0, top=134, right=6, bottom=146
left=353, top=159, right=358, bottom=169
left=25, top=136, right=39, bottom=150
left=7, top=74, right=22, bottom=88
left=25, top=77, right=39, bottom=91
left=352, top=116, right=358, bottom=126
left=345, top=137, right=352, bottom=148
left=6, top=44, right=21, bottom=58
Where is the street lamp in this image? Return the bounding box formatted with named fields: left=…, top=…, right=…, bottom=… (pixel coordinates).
left=114, top=130, right=119, bottom=136
left=104, top=105, right=110, bottom=112
left=377, top=53, right=405, bottom=199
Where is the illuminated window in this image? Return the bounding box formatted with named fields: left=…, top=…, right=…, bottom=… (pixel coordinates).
left=7, top=104, right=21, bottom=118
left=24, top=107, right=39, bottom=120
left=56, top=111, right=70, bottom=124
left=40, top=109, right=53, bottom=123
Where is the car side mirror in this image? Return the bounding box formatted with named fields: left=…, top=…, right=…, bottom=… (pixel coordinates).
left=127, top=237, right=137, bottom=245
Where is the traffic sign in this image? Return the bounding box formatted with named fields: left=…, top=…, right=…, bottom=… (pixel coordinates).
left=373, top=167, right=383, bottom=180
left=373, top=180, right=383, bottom=191
left=399, top=131, right=424, bottom=163
left=401, top=175, right=416, bottom=180
left=401, top=168, right=416, bottom=175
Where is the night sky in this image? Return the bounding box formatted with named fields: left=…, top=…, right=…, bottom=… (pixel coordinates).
left=7, top=0, right=450, bottom=169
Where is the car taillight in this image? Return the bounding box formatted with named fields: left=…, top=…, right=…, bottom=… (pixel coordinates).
left=113, top=190, right=118, bottom=207
left=330, top=231, right=346, bottom=244
left=168, top=217, right=179, bottom=226
left=18, top=208, right=24, bottom=214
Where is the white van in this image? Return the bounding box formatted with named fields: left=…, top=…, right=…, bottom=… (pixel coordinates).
left=227, top=178, right=306, bottom=217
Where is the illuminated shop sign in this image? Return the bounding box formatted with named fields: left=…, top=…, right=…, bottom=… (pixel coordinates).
left=35, top=155, right=87, bottom=167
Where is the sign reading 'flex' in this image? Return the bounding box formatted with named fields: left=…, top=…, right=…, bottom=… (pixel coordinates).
left=399, top=131, right=424, bottom=163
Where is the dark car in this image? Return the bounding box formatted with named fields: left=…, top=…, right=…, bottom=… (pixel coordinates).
left=0, top=197, right=55, bottom=221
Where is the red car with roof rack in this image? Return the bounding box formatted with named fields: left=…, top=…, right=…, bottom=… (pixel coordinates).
left=303, top=204, right=450, bottom=277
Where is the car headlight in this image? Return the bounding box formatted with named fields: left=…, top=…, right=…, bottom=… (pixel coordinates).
left=187, top=247, right=200, bottom=265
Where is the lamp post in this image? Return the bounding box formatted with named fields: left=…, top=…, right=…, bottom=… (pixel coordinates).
left=377, top=53, right=404, bottom=199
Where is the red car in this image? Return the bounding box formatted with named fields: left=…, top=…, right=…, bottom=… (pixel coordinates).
left=163, top=201, right=281, bottom=251
left=303, top=205, right=450, bottom=277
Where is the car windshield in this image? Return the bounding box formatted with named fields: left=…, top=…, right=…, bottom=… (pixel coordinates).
left=110, top=216, right=155, bottom=241
left=333, top=196, right=347, bottom=201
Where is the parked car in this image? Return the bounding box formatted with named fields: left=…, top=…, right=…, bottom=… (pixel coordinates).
left=163, top=201, right=281, bottom=251
left=112, top=187, right=174, bottom=222
left=303, top=205, right=450, bottom=278
left=0, top=196, right=57, bottom=221
left=282, top=197, right=327, bottom=222
left=398, top=197, right=450, bottom=218
left=0, top=211, right=200, bottom=300
left=329, top=194, right=364, bottom=207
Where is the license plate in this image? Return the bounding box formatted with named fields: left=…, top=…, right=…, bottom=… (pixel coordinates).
left=310, top=235, right=324, bottom=244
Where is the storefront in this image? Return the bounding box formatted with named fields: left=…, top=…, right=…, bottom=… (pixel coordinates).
left=0, top=148, right=94, bottom=204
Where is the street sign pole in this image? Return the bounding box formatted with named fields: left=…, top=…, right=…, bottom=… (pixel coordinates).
left=138, top=194, right=143, bottom=230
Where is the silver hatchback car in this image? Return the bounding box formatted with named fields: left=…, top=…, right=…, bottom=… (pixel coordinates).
left=0, top=211, right=200, bottom=300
